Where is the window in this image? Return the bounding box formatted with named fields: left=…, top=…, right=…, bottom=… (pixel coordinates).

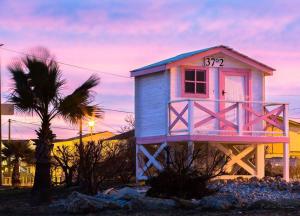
left=182, top=67, right=208, bottom=97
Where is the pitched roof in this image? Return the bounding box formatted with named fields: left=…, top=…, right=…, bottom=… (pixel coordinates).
left=130, top=45, right=275, bottom=77
left=54, top=131, right=113, bottom=142
left=104, top=130, right=134, bottom=141
left=277, top=116, right=300, bottom=127
left=132, top=47, right=215, bottom=72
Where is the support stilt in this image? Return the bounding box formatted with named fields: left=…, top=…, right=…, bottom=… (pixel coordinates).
left=283, top=142, right=289, bottom=181
left=188, top=141, right=194, bottom=165
left=135, top=143, right=140, bottom=183
left=283, top=104, right=289, bottom=182
left=256, top=144, right=265, bottom=178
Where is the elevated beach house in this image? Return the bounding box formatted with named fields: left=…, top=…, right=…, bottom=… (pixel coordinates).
left=131, top=45, right=289, bottom=181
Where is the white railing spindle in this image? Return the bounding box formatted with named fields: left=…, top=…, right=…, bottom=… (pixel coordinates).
left=188, top=100, right=194, bottom=135
left=237, top=102, right=243, bottom=135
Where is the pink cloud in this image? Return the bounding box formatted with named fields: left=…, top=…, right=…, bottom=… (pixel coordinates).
left=1, top=0, right=300, bottom=139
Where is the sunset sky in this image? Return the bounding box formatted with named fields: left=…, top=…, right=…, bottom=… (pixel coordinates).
left=0, top=0, right=300, bottom=139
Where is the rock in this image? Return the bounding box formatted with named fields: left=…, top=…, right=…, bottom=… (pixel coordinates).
left=249, top=177, right=259, bottom=183
left=130, top=197, right=176, bottom=210
left=55, top=191, right=129, bottom=214
left=103, top=187, right=118, bottom=195
left=113, top=187, right=142, bottom=200
left=248, top=199, right=280, bottom=209
left=66, top=192, right=106, bottom=213
left=199, top=194, right=240, bottom=210
left=279, top=199, right=300, bottom=208
left=291, top=182, right=300, bottom=192
left=262, top=176, right=274, bottom=183
left=174, top=198, right=200, bottom=209
left=49, top=200, right=68, bottom=213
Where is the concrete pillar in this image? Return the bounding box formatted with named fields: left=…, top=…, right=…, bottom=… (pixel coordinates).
left=256, top=144, right=265, bottom=178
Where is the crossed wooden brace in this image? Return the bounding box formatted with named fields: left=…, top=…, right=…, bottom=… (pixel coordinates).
left=194, top=102, right=238, bottom=130
left=137, top=142, right=167, bottom=178
left=213, top=143, right=256, bottom=175
left=169, top=104, right=188, bottom=130
left=243, top=105, right=284, bottom=130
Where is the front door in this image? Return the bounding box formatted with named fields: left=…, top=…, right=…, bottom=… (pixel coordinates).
left=219, top=69, right=250, bottom=132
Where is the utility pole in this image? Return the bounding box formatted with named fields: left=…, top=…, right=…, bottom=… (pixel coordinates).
left=0, top=43, right=4, bottom=186
left=8, top=119, right=11, bottom=143
left=7, top=119, right=11, bottom=183
left=78, top=118, right=83, bottom=186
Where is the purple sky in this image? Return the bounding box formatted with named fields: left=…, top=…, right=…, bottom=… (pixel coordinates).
left=1, top=0, right=300, bottom=139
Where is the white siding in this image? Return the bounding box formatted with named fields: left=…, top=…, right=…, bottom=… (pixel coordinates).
left=135, top=71, right=169, bottom=137
left=169, top=54, right=264, bottom=132
left=135, top=52, right=266, bottom=137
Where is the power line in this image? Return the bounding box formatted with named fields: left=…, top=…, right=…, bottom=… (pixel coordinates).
left=95, top=119, right=120, bottom=133
left=10, top=119, right=124, bottom=134
left=102, top=107, right=134, bottom=114
left=1, top=47, right=133, bottom=79
left=11, top=119, right=87, bottom=132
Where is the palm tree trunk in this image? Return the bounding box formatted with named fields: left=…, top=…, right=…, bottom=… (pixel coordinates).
left=12, top=158, right=21, bottom=188
left=32, top=162, right=51, bottom=201
left=31, top=116, right=54, bottom=203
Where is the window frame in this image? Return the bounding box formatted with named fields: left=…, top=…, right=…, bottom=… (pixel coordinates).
left=181, top=66, right=209, bottom=98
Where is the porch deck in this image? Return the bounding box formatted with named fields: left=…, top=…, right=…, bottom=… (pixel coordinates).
left=167, top=99, right=289, bottom=143
left=156, top=99, right=289, bottom=144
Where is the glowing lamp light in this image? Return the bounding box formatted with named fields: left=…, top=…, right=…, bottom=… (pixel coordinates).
left=88, top=120, right=95, bottom=128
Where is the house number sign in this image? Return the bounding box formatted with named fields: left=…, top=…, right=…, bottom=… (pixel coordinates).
left=204, top=57, right=224, bottom=67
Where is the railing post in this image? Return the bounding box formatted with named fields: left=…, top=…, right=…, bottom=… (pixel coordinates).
left=283, top=104, right=289, bottom=137
left=237, top=102, right=243, bottom=135
left=283, top=104, right=289, bottom=181
left=188, top=100, right=194, bottom=135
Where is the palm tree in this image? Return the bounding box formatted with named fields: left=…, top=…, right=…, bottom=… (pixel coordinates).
left=2, top=141, right=34, bottom=188
left=8, top=48, right=101, bottom=203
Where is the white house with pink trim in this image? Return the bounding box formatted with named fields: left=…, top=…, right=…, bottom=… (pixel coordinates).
left=131, top=45, right=289, bottom=181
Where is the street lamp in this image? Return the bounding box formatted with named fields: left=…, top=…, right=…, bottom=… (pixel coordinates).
left=88, top=119, right=95, bottom=141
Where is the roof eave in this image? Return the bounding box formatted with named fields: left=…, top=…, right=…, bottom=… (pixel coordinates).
left=130, top=65, right=167, bottom=77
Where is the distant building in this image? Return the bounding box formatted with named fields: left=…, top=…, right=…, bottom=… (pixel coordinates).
left=1, top=139, right=35, bottom=186
left=266, top=117, right=300, bottom=158
left=266, top=118, right=300, bottom=168
left=1, top=131, right=115, bottom=186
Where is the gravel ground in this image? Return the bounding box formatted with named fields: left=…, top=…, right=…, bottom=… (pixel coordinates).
left=1, top=208, right=300, bottom=216
left=2, top=178, right=300, bottom=216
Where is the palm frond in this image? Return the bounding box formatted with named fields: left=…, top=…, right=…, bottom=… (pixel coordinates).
left=58, top=74, right=102, bottom=124
left=8, top=62, right=36, bottom=114
left=2, top=141, right=35, bottom=163
left=24, top=56, right=65, bottom=106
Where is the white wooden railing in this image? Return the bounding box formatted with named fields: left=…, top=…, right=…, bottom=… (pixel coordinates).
left=168, top=99, right=289, bottom=137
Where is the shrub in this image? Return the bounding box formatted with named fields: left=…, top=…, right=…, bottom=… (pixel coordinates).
left=146, top=144, right=228, bottom=199
left=147, top=168, right=213, bottom=199
left=76, top=139, right=135, bottom=195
